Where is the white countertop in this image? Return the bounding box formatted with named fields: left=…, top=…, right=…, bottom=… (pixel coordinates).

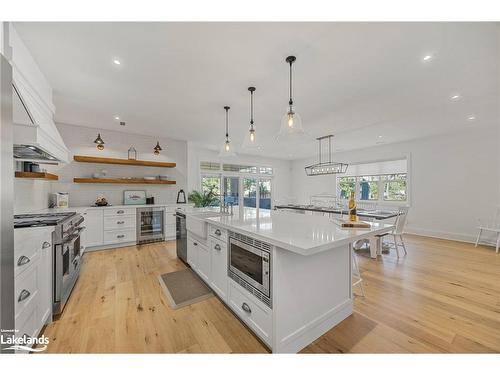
left=23, top=203, right=193, bottom=215
left=204, top=207, right=395, bottom=256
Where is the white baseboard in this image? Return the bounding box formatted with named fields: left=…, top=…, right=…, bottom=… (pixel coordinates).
left=274, top=299, right=353, bottom=353
left=404, top=226, right=480, bottom=244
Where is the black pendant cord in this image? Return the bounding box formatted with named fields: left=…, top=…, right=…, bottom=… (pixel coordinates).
left=289, top=60, right=293, bottom=107
left=224, top=106, right=230, bottom=141
left=248, top=87, right=255, bottom=130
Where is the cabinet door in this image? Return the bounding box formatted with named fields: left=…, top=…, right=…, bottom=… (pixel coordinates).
left=210, top=238, right=228, bottom=302
left=38, top=230, right=52, bottom=327
left=187, top=235, right=198, bottom=270
left=82, top=209, right=104, bottom=248
left=197, top=242, right=211, bottom=284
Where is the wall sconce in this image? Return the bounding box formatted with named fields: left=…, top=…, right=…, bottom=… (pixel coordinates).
left=94, top=133, right=105, bottom=150
left=153, top=141, right=162, bottom=155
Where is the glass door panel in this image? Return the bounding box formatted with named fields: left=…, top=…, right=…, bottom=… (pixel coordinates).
left=243, top=178, right=257, bottom=208
left=223, top=177, right=239, bottom=207
left=258, top=179, right=272, bottom=209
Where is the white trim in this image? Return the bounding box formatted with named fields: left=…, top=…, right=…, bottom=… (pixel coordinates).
left=404, top=227, right=477, bottom=244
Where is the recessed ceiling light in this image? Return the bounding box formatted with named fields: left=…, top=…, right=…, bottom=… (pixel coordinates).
left=422, top=54, right=433, bottom=62
left=113, top=59, right=121, bottom=65
left=450, top=94, right=461, bottom=101
left=467, top=115, right=476, bottom=121
left=114, top=116, right=120, bottom=120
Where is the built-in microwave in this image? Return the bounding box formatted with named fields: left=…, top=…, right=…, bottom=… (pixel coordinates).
left=228, top=232, right=272, bottom=307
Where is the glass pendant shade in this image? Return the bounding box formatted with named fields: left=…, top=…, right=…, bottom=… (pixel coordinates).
left=94, top=133, right=105, bottom=150
left=242, top=86, right=261, bottom=150
left=277, top=106, right=304, bottom=143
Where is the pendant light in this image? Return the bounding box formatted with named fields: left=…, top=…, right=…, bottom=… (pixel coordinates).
left=218, top=106, right=236, bottom=157
left=94, top=133, right=105, bottom=150
left=304, top=135, right=348, bottom=176
left=242, top=86, right=261, bottom=149
left=153, top=141, right=162, bottom=155
left=277, top=55, right=304, bottom=142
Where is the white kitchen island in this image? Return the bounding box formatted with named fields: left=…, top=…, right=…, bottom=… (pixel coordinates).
left=185, top=207, right=395, bottom=353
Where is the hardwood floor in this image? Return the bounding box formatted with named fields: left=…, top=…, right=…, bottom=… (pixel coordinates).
left=40, top=235, right=500, bottom=353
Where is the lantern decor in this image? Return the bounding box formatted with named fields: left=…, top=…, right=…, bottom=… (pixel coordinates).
left=128, top=146, right=137, bottom=160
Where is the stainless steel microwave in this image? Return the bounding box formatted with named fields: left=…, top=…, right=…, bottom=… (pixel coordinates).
left=228, top=233, right=271, bottom=306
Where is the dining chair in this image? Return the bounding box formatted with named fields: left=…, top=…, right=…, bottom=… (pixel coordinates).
left=475, top=206, right=500, bottom=253
left=384, top=206, right=409, bottom=258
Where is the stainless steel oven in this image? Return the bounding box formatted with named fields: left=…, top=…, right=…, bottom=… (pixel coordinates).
left=137, top=207, right=165, bottom=244
left=228, top=232, right=271, bottom=307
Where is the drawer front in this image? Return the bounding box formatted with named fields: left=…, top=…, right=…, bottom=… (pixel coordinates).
left=14, top=228, right=52, bottom=277
left=104, top=215, right=135, bottom=230
left=209, top=225, right=227, bottom=241
left=228, top=282, right=272, bottom=345
left=104, top=208, right=136, bottom=217
left=15, top=261, right=39, bottom=321
left=103, top=229, right=136, bottom=244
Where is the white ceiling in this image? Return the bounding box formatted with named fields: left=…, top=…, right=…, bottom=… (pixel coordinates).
left=13, top=22, right=499, bottom=160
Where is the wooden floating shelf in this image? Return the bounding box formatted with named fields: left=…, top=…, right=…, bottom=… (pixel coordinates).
left=15, top=172, right=59, bottom=181
left=73, top=155, right=176, bottom=168
left=73, top=178, right=176, bottom=185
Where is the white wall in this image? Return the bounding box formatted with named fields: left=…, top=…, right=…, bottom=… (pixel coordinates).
left=291, top=126, right=499, bottom=243
left=187, top=142, right=293, bottom=205
left=49, top=123, right=187, bottom=207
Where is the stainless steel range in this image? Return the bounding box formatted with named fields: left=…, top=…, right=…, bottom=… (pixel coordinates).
left=14, top=212, right=85, bottom=315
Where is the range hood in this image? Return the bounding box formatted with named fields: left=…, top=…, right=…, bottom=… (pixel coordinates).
left=12, top=82, right=69, bottom=163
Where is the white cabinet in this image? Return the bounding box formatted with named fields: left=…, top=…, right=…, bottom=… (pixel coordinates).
left=187, top=234, right=198, bottom=269
left=191, top=236, right=210, bottom=283
left=14, top=226, right=53, bottom=346
left=82, top=209, right=104, bottom=248
left=165, top=207, right=177, bottom=240
left=209, top=237, right=228, bottom=302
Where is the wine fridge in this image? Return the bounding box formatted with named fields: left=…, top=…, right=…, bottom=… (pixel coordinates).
left=137, top=207, right=165, bottom=244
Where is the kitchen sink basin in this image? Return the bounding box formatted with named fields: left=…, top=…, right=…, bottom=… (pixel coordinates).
left=186, top=211, right=230, bottom=239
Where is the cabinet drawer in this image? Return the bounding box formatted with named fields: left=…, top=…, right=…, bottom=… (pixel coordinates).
left=103, top=229, right=136, bottom=244
left=104, top=215, right=135, bottom=230
left=15, top=261, right=39, bottom=321
left=14, top=228, right=51, bottom=277
left=209, top=225, right=227, bottom=241
left=228, top=282, right=272, bottom=346
left=104, top=208, right=136, bottom=217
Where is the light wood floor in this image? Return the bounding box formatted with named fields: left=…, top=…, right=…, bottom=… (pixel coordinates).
left=40, top=235, right=500, bottom=353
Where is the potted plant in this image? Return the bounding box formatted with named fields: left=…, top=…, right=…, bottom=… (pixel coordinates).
left=188, top=187, right=220, bottom=207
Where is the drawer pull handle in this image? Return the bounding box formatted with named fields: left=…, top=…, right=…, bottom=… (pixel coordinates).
left=18, top=289, right=31, bottom=303
left=241, top=302, right=252, bottom=314
left=42, top=241, right=51, bottom=249
left=117, top=234, right=125, bottom=239
left=214, top=229, right=221, bottom=236
left=117, top=210, right=125, bottom=214
left=117, top=221, right=125, bottom=224
left=214, top=244, right=221, bottom=251
left=17, top=256, right=31, bottom=266
left=193, top=242, right=198, bottom=246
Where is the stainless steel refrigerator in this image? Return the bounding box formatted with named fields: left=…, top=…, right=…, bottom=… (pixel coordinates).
left=0, top=51, right=15, bottom=352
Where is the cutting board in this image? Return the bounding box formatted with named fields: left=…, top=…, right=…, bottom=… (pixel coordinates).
left=333, top=219, right=371, bottom=229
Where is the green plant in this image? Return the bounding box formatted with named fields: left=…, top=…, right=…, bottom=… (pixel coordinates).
left=188, top=187, right=219, bottom=207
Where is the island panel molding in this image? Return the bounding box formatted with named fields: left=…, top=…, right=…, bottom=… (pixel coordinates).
left=73, top=155, right=176, bottom=168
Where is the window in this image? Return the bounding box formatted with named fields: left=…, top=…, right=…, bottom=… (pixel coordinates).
left=338, top=177, right=356, bottom=199
left=223, top=177, right=239, bottom=206
left=259, top=179, right=272, bottom=209
left=259, top=167, right=273, bottom=175
left=243, top=178, right=257, bottom=208
left=358, top=175, right=379, bottom=200
left=200, top=161, right=221, bottom=171
left=223, top=164, right=257, bottom=173
left=382, top=174, right=407, bottom=201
